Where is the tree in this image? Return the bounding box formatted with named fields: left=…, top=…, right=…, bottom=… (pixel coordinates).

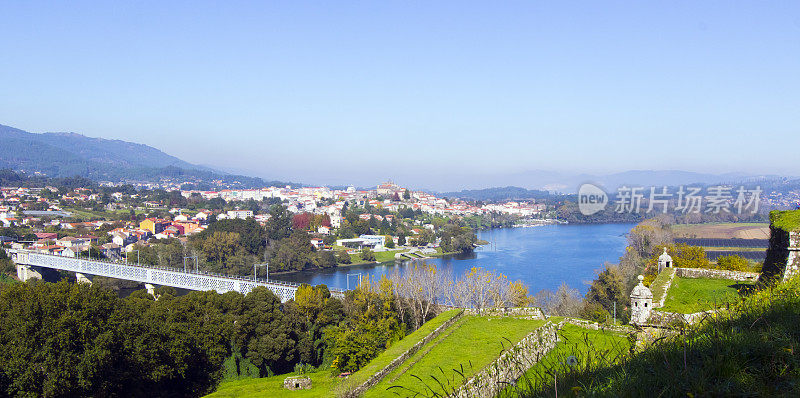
left=202, top=231, right=241, bottom=264
left=198, top=218, right=265, bottom=256
left=292, top=213, right=313, bottom=231
left=439, top=225, right=477, bottom=253
left=384, top=236, right=395, bottom=249
left=535, top=283, right=582, bottom=317
left=337, top=250, right=352, bottom=264
left=403, top=189, right=411, bottom=200
left=0, top=281, right=226, bottom=397
left=716, top=255, right=749, bottom=271
left=313, top=251, right=337, bottom=268
left=674, top=244, right=710, bottom=269
left=236, top=287, right=295, bottom=376
left=265, top=205, right=292, bottom=241
left=508, top=280, right=530, bottom=307
left=360, top=248, right=376, bottom=262
left=584, top=264, right=626, bottom=315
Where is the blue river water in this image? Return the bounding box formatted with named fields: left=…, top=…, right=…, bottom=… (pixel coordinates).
left=274, top=223, right=635, bottom=295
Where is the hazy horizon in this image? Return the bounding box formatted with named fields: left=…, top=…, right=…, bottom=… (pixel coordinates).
left=2, top=2, right=798, bottom=189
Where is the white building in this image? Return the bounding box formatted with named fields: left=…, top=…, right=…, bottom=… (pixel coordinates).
left=227, top=210, right=254, bottom=220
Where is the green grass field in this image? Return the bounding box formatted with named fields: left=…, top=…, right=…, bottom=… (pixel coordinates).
left=364, top=316, right=545, bottom=398
left=205, top=370, right=342, bottom=398
left=660, top=277, right=746, bottom=313
left=500, top=323, right=631, bottom=397
left=337, top=248, right=405, bottom=265
left=204, top=310, right=462, bottom=398
left=771, top=209, right=800, bottom=232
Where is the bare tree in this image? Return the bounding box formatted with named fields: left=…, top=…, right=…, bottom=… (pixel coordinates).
left=536, top=283, right=582, bottom=317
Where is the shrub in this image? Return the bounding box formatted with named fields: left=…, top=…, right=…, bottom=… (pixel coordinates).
left=580, top=301, right=610, bottom=324
left=716, top=254, right=749, bottom=271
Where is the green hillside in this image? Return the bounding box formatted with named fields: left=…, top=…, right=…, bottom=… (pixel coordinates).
left=510, top=276, right=800, bottom=397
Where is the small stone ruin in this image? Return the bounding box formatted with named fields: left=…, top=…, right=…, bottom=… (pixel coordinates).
left=283, top=376, right=312, bottom=390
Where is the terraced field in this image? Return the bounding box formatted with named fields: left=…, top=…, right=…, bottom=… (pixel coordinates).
left=364, top=315, right=545, bottom=398
left=205, top=311, right=547, bottom=398
left=659, top=277, right=747, bottom=314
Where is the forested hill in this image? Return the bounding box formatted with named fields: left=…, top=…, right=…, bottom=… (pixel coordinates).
left=0, top=124, right=285, bottom=188
left=439, top=186, right=554, bottom=201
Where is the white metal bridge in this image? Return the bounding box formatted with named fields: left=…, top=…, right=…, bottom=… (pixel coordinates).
left=8, top=249, right=343, bottom=302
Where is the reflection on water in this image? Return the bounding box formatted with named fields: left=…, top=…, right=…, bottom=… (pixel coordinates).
left=275, top=223, right=634, bottom=294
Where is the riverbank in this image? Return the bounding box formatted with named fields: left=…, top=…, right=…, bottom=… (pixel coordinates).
left=271, top=223, right=635, bottom=294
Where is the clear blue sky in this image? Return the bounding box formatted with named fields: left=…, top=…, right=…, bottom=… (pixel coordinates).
left=1, top=1, right=798, bottom=189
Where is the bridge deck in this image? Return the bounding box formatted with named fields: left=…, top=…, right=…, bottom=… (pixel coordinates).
left=8, top=249, right=343, bottom=302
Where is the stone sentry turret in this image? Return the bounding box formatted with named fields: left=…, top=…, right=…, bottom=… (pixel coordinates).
left=630, top=275, right=653, bottom=325
left=657, top=247, right=673, bottom=273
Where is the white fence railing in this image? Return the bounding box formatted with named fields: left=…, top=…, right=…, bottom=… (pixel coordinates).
left=9, top=249, right=344, bottom=302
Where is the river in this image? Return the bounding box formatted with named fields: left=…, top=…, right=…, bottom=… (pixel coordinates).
left=274, top=223, right=635, bottom=295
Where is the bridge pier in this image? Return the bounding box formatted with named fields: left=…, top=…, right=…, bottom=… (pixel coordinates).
left=16, top=264, right=42, bottom=282
left=144, top=283, right=158, bottom=299
left=75, top=272, right=93, bottom=285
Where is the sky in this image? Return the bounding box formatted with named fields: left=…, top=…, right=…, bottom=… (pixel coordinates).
left=1, top=1, right=799, bottom=190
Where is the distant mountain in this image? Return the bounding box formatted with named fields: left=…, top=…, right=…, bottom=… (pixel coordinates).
left=0, top=123, right=287, bottom=188
left=0, top=124, right=198, bottom=176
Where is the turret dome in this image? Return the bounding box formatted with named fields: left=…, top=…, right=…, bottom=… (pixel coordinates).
left=658, top=248, right=673, bottom=263
left=630, top=275, right=653, bottom=299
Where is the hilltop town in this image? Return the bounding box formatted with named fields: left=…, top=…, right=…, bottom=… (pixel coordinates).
left=0, top=180, right=546, bottom=269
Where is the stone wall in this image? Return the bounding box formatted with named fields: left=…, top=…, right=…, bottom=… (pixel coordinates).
left=343, top=310, right=465, bottom=398
left=675, top=267, right=759, bottom=282
left=759, top=227, right=800, bottom=285
left=559, top=317, right=634, bottom=334
left=464, top=307, right=544, bottom=319
left=649, top=309, right=721, bottom=326
left=451, top=322, right=559, bottom=398
left=784, top=231, right=800, bottom=281
left=653, top=269, right=676, bottom=308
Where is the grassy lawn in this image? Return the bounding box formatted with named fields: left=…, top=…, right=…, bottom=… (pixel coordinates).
left=365, top=316, right=545, bottom=397
left=770, top=209, right=800, bottom=232
left=205, top=370, right=342, bottom=398
left=347, top=309, right=462, bottom=386
left=660, top=277, right=746, bottom=314
left=62, top=207, right=146, bottom=221
left=500, top=323, right=631, bottom=397
left=335, top=248, right=408, bottom=265
left=204, top=310, right=462, bottom=398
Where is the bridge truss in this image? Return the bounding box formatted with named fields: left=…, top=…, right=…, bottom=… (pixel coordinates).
left=8, top=249, right=343, bottom=302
